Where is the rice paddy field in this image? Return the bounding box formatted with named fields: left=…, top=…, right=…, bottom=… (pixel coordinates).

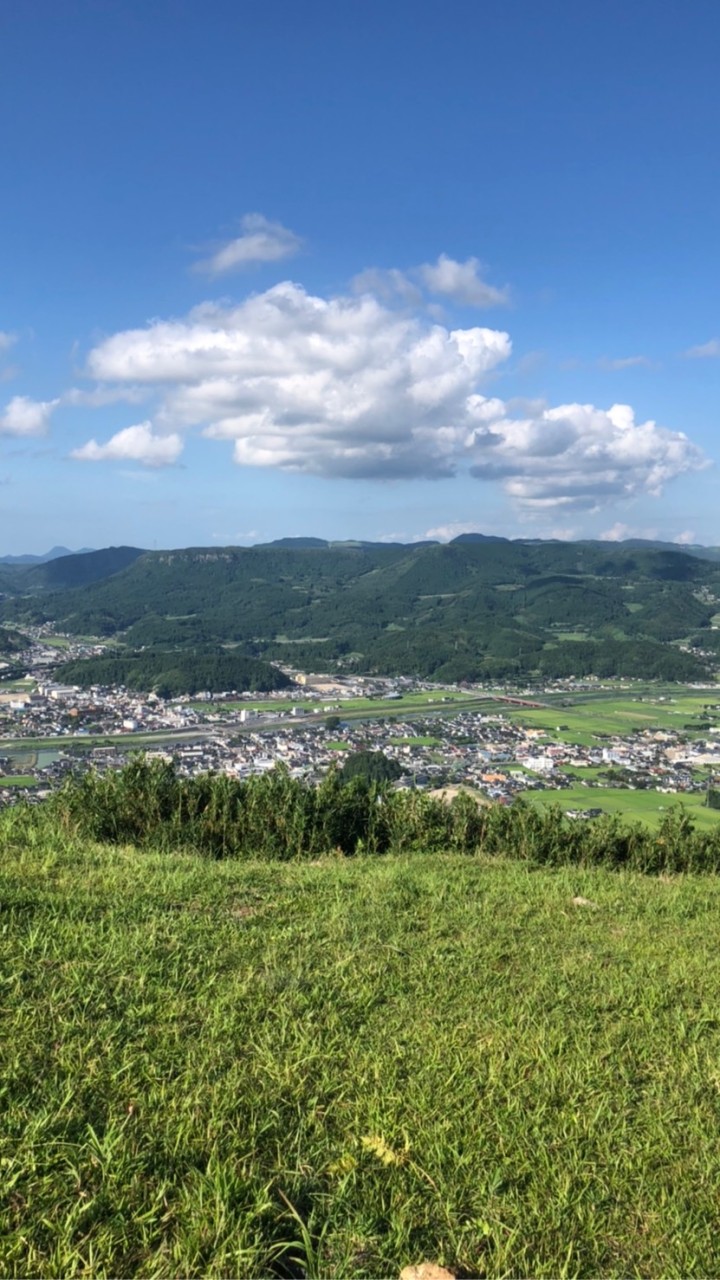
left=4, top=826, right=720, bottom=1277
left=528, top=783, right=720, bottom=832
left=504, top=691, right=720, bottom=746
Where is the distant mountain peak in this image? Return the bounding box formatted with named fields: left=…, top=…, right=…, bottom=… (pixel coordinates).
left=450, top=532, right=509, bottom=545
left=259, top=537, right=330, bottom=549
left=0, top=545, right=95, bottom=565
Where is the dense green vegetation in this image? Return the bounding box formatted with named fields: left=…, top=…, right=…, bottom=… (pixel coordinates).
left=3, top=537, right=720, bottom=681
left=0, top=625, right=24, bottom=655
left=55, top=649, right=291, bottom=697
left=0, top=545, right=144, bottom=594
left=337, top=750, right=404, bottom=786
left=44, top=757, right=720, bottom=871
left=5, top=809, right=720, bottom=1275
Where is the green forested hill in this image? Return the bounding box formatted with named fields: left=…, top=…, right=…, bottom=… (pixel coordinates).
left=55, top=649, right=291, bottom=697
left=3, top=538, right=720, bottom=682
left=0, top=625, right=24, bottom=655
left=25, top=545, right=146, bottom=589
left=0, top=545, right=145, bottom=595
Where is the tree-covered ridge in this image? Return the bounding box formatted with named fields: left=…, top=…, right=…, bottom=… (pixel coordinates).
left=0, top=546, right=144, bottom=595
left=3, top=537, right=720, bottom=682
left=55, top=648, right=291, bottom=697
left=0, top=626, right=24, bottom=655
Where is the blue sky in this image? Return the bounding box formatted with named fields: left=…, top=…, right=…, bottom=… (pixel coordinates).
left=2, top=0, right=719, bottom=552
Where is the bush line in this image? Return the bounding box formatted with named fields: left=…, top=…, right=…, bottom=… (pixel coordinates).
left=1, top=756, right=714, bottom=874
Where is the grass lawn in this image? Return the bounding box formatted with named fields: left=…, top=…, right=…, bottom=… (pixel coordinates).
left=0, top=774, right=36, bottom=787
left=558, top=765, right=606, bottom=781
left=389, top=736, right=442, bottom=747
left=4, top=833, right=720, bottom=1275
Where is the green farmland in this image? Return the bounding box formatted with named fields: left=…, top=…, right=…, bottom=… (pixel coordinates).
left=528, top=784, right=720, bottom=831
left=505, top=691, right=720, bottom=746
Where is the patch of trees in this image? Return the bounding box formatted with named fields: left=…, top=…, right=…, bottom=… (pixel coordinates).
left=0, top=626, right=24, bottom=655
left=55, top=648, right=291, bottom=697
left=338, top=751, right=404, bottom=786
left=537, top=639, right=706, bottom=682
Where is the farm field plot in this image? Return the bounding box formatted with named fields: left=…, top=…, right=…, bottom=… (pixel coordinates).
left=506, top=693, right=720, bottom=745
left=389, top=735, right=442, bottom=746
left=4, top=833, right=720, bottom=1276
left=557, top=765, right=606, bottom=780
left=527, top=784, right=720, bottom=830
left=0, top=678, right=36, bottom=692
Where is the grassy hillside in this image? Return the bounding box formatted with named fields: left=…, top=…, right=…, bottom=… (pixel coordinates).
left=3, top=821, right=720, bottom=1277
left=2, top=539, right=719, bottom=682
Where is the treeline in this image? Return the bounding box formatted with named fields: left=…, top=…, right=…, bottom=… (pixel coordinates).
left=534, top=638, right=704, bottom=681
left=55, top=649, right=291, bottom=697
left=37, top=756, right=720, bottom=874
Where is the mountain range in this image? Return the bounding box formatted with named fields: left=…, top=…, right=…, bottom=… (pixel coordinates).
left=0, top=546, right=95, bottom=566
left=2, top=535, right=720, bottom=684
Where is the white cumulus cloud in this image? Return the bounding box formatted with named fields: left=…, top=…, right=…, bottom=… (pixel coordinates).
left=352, top=254, right=508, bottom=309
left=70, top=421, right=183, bottom=467
left=86, top=282, right=511, bottom=479
left=419, top=254, right=509, bottom=307
left=466, top=401, right=707, bottom=512
left=194, top=214, right=302, bottom=276
left=81, top=279, right=706, bottom=511
left=0, top=394, right=58, bottom=437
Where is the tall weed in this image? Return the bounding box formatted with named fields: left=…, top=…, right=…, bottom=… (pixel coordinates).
left=38, top=756, right=720, bottom=874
